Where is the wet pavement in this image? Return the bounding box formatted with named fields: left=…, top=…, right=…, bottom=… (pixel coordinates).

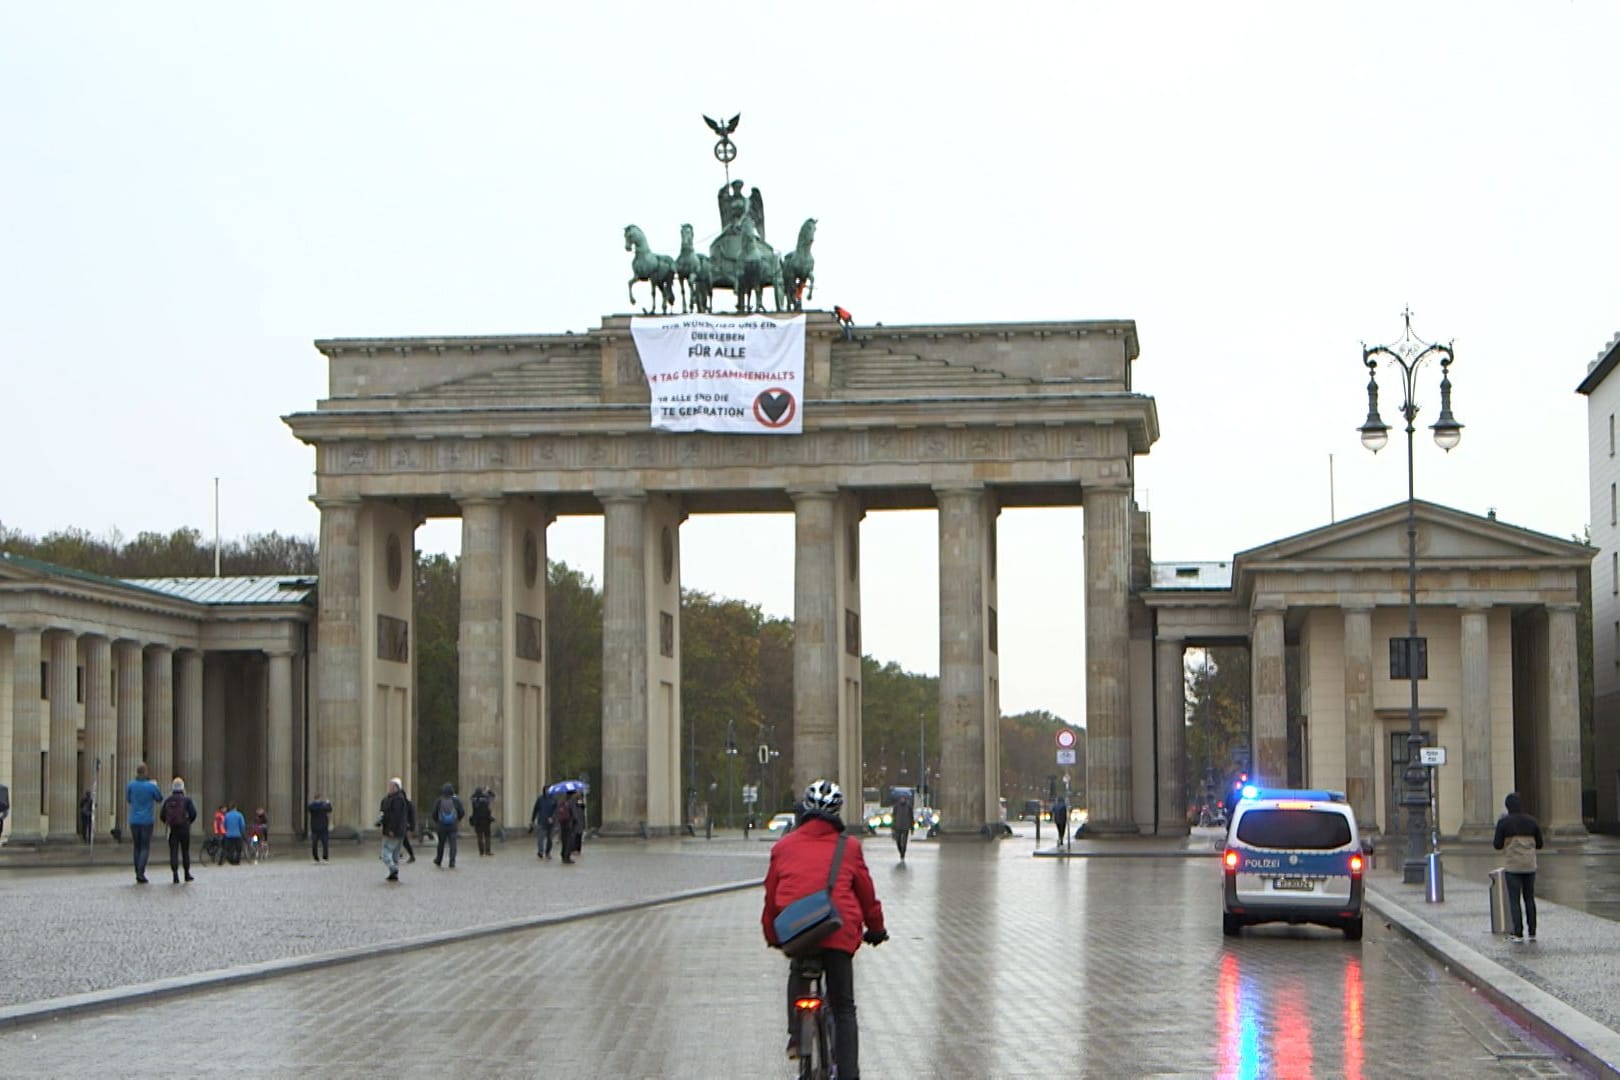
left=0, top=830, right=1597, bottom=1078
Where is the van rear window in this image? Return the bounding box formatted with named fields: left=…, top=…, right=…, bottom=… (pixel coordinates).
left=1235, top=809, right=1352, bottom=850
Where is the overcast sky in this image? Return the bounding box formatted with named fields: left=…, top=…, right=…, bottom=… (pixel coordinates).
left=4, top=3, right=1617, bottom=727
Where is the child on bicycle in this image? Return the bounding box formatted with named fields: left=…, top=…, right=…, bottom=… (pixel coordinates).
left=250, top=807, right=270, bottom=859
left=761, top=779, right=887, bottom=1077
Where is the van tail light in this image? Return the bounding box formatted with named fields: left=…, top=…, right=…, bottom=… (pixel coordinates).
left=1348, top=853, right=1364, bottom=877
left=1223, top=849, right=1239, bottom=873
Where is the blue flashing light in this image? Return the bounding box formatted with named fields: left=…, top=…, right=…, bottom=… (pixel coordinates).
left=1241, top=784, right=1260, bottom=800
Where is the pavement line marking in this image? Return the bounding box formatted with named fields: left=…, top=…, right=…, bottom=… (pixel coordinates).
left=1366, top=887, right=1620, bottom=1079
left=0, top=876, right=764, bottom=1032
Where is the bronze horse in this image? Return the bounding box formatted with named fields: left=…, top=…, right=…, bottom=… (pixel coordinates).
left=624, top=225, right=676, bottom=314
left=782, top=218, right=817, bottom=313
left=675, top=224, right=713, bottom=314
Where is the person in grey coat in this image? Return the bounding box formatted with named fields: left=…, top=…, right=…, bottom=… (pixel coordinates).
left=1493, top=792, right=1545, bottom=941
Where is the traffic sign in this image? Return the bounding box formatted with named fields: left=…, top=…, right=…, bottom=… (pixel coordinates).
left=1056, top=749, right=1077, bottom=765
left=742, top=784, right=758, bottom=804
left=1056, top=729, right=1077, bottom=750
left=757, top=745, right=770, bottom=765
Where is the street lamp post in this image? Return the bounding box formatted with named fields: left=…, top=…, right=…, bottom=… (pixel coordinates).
left=1357, top=308, right=1462, bottom=888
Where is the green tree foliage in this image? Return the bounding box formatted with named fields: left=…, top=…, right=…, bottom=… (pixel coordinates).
left=0, top=522, right=316, bottom=576
left=413, top=553, right=459, bottom=799
left=860, top=658, right=938, bottom=798
left=1184, top=647, right=1252, bottom=812
left=1000, top=709, right=1083, bottom=806
left=547, top=561, right=604, bottom=787
left=679, top=591, right=764, bottom=800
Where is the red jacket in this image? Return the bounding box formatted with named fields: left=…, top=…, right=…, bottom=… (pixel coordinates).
left=762, top=816, right=885, bottom=955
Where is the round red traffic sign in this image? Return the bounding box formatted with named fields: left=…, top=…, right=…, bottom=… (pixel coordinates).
left=1056, top=729, right=1077, bottom=749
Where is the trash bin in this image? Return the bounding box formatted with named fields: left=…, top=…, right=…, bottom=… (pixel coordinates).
left=1488, top=867, right=1510, bottom=933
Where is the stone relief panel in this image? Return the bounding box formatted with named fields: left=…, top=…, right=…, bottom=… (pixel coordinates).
left=377, top=614, right=409, bottom=663
left=515, top=613, right=543, bottom=662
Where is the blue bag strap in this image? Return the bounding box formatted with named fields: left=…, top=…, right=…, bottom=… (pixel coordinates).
left=827, top=835, right=848, bottom=891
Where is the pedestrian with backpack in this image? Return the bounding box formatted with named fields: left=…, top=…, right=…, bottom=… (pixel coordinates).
left=469, top=786, right=496, bottom=857
left=161, top=779, right=198, bottom=884
left=432, top=783, right=464, bottom=868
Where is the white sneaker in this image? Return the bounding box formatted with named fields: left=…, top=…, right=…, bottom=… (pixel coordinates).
left=1508, top=934, right=1524, bottom=942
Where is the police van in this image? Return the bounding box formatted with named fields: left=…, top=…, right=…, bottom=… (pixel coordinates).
left=1221, top=786, right=1365, bottom=940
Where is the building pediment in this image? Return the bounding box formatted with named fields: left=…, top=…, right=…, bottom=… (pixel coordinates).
left=1235, top=501, right=1591, bottom=572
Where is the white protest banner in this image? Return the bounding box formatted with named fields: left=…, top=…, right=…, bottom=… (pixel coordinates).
left=630, top=314, right=805, bottom=435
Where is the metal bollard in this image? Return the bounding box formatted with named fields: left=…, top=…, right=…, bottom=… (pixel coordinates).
left=1425, top=852, right=1445, bottom=903
left=1488, top=868, right=1510, bottom=933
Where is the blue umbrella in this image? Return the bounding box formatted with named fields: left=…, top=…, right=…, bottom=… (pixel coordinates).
left=547, top=779, right=589, bottom=795
left=889, top=786, right=914, bottom=799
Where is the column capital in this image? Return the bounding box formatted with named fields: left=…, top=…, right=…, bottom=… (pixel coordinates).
left=1457, top=601, right=1493, bottom=615
left=595, top=489, right=647, bottom=506
left=1252, top=598, right=1287, bottom=616
left=455, top=494, right=506, bottom=510
left=932, top=482, right=986, bottom=498
left=311, top=494, right=362, bottom=511
left=265, top=648, right=298, bottom=660
left=786, top=485, right=840, bottom=502
left=1082, top=481, right=1133, bottom=498
left=143, top=642, right=175, bottom=656
left=1547, top=601, right=1581, bottom=615
left=1341, top=602, right=1375, bottom=616
left=1155, top=632, right=1185, bottom=647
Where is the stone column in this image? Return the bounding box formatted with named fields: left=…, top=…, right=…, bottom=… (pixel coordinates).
left=47, top=631, right=77, bottom=842
left=791, top=488, right=841, bottom=789
left=1084, top=485, right=1134, bottom=832
left=202, top=655, right=226, bottom=823
left=1342, top=605, right=1376, bottom=831
left=1546, top=603, right=1585, bottom=836
left=1154, top=635, right=1187, bottom=836
left=314, top=496, right=362, bottom=831
left=1251, top=604, right=1287, bottom=786
left=175, top=650, right=204, bottom=817
left=83, top=636, right=113, bottom=837
left=600, top=492, right=648, bottom=833
left=937, top=485, right=990, bottom=834
left=10, top=627, right=43, bottom=842
left=1458, top=605, right=1495, bottom=837
left=267, top=650, right=294, bottom=840
left=113, top=640, right=144, bottom=838
left=143, top=645, right=174, bottom=787
left=458, top=497, right=504, bottom=792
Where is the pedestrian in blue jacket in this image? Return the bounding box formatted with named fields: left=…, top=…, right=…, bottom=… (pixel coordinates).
left=124, top=763, right=164, bottom=884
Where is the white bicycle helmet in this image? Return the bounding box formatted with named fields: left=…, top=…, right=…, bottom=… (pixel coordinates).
left=802, top=779, right=844, bottom=816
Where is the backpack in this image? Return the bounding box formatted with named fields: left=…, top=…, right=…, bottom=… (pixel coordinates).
left=437, top=798, right=457, bottom=828
left=162, top=795, right=189, bottom=829
left=554, top=799, right=573, bottom=827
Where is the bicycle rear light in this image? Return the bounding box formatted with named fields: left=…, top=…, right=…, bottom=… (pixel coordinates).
left=794, top=998, right=824, bottom=1012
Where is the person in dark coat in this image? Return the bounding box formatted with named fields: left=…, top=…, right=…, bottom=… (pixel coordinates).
left=431, top=783, right=464, bottom=868
left=891, top=792, right=914, bottom=861
left=0, top=782, right=10, bottom=845
left=307, top=794, right=333, bottom=862
left=553, top=792, right=581, bottom=864
left=1493, top=792, right=1545, bottom=941
left=79, top=789, right=94, bottom=842
left=379, top=778, right=409, bottom=882
left=762, top=779, right=887, bottom=1075
left=400, top=789, right=418, bottom=864
left=469, top=786, right=496, bottom=856
left=160, top=778, right=198, bottom=884
left=530, top=789, right=558, bottom=859
left=1051, top=793, right=1070, bottom=847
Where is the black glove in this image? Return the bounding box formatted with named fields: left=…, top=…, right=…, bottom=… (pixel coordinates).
left=862, top=929, right=889, bottom=947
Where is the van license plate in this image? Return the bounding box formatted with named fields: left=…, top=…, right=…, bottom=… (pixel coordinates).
left=1274, top=877, right=1315, bottom=892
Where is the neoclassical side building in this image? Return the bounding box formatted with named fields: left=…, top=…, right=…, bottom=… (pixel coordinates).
left=0, top=556, right=313, bottom=844
left=1145, top=502, right=1591, bottom=840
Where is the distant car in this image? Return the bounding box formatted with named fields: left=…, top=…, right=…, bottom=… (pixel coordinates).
left=766, top=812, right=796, bottom=836
left=1019, top=800, right=1051, bottom=822
left=864, top=807, right=894, bottom=833
left=1221, top=787, right=1364, bottom=940
left=916, top=806, right=940, bottom=836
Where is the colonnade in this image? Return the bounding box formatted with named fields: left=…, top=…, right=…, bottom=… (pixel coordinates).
left=2, top=623, right=305, bottom=845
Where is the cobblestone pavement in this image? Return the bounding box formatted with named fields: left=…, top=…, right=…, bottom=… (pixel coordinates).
left=0, top=834, right=770, bottom=1008
left=0, top=837, right=1590, bottom=1078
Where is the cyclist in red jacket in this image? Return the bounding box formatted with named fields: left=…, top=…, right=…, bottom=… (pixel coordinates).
left=762, top=779, right=887, bottom=1076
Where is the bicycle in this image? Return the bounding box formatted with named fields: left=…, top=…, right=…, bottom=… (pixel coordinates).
left=249, top=830, right=271, bottom=864
left=791, top=956, right=836, bottom=1080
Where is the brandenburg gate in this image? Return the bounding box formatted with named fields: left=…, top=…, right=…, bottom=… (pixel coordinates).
left=284, top=313, right=1160, bottom=836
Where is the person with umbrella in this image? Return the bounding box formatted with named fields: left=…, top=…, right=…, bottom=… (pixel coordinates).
left=547, top=781, right=588, bottom=864
left=890, top=787, right=915, bottom=861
